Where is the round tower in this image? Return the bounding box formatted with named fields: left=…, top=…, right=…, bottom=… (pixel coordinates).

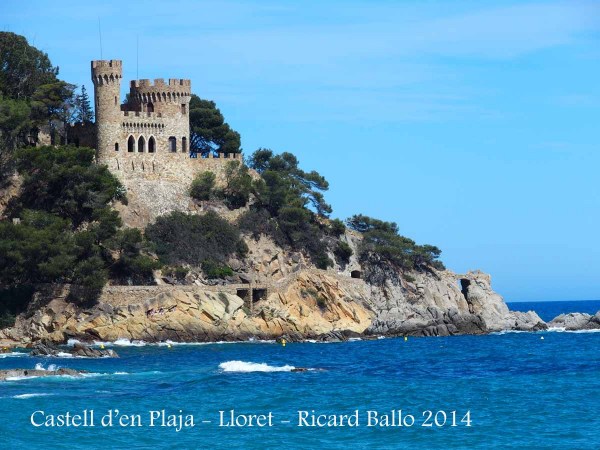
left=91, top=60, right=122, bottom=162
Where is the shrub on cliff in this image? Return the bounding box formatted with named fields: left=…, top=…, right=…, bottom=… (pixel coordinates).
left=334, top=241, right=353, bottom=266
left=189, top=171, right=216, bottom=201
left=145, top=211, right=244, bottom=267
left=215, top=160, right=253, bottom=209
left=201, top=260, right=234, bottom=279
left=108, top=228, right=160, bottom=285
left=346, top=214, right=445, bottom=280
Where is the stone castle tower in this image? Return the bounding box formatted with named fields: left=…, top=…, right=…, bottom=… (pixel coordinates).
left=92, top=59, right=228, bottom=180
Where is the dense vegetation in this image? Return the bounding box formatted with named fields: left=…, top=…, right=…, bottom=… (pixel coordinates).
left=346, top=214, right=445, bottom=284
left=145, top=211, right=246, bottom=279
left=0, top=146, right=156, bottom=307
left=0, top=32, right=92, bottom=183
left=189, top=161, right=253, bottom=209
left=237, top=149, right=336, bottom=268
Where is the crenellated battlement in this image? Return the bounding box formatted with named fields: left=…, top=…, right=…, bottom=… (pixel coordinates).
left=91, top=60, right=123, bottom=85
left=131, top=78, right=191, bottom=88
left=92, top=60, right=122, bottom=69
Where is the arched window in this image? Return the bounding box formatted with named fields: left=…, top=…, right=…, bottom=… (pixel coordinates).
left=115, top=142, right=119, bottom=151
left=138, top=135, right=145, bottom=152
left=168, top=136, right=177, bottom=152
left=148, top=136, right=156, bottom=153
left=182, top=137, right=187, bottom=153
left=128, top=135, right=135, bottom=152
left=147, top=102, right=154, bottom=113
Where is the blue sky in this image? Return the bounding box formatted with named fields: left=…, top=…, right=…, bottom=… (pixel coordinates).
left=2, top=1, right=599, bottom=301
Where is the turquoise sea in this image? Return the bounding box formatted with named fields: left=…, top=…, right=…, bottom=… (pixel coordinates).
left=1, top=300, right=599, bottom=449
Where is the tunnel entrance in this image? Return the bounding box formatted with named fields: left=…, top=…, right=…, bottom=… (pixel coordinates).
left=252, top=289, right=267, bottom=303
left=351, top=270, right=362, bottom=279
left=236, top=289, right=250, bottom=301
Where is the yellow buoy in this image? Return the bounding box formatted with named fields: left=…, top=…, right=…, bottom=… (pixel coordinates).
left=100, top=344, right=105, bottom=349
left=281, top=338, right=286, bottom=347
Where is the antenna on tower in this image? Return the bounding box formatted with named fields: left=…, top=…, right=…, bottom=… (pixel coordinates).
left=98, top=18, right=103, bottom=59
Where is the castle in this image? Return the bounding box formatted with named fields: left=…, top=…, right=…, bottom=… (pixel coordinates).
left=91, top=59, right=239, bottom=181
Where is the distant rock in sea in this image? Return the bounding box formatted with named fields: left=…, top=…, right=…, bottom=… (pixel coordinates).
left=548, top=311, right=600, bottom=331
left=0, top=368, right=87, bottom=381
left=29, top=341, right=118, bottom=358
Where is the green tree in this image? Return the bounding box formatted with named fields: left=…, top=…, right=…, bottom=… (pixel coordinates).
left=0, top=97, right=31, bottom=181
left=189, top=95, right=241, bottom=156
left=11, top=146, right=125, bottom=228
left=189, top=171, right=216, bottom=201
left=0, top=146, right=130, bottom=302
left=30, top=81, right=75, bottom=142
left=217, top=160, right=253, bottom=209
left=73, top=85, right=93, bottom=123
left=248, top=149, right=332, bottom=217
left=0, top=32, right=59, bottom=100
left=347, top=214, right=445, bottom=277
left=0, top=210, right=75, bottom=286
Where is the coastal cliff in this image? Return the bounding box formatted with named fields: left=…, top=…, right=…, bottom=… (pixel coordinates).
left=0, top=265, right=545, bottom=345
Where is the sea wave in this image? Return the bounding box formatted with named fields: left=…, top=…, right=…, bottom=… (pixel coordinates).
left=546, top=327, right=600, bottom=333
left=68, top=338, right=276, bottom=347
left=34, top=363, right=58, bottom=371
left=13, top=393, right=54, bottom=399
left=219, top=360, right=296, bottom=373
left=490, top=330, right=529, bottom=335
left=0, top=352, right=27, bottom=358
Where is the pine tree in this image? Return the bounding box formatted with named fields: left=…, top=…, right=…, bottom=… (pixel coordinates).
left=74, top=86, right=93, bottom=123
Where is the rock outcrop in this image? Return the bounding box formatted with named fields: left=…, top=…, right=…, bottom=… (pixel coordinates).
left=0, top=368, right=86, bottom=381
left=547, top=312, right=600, bottom=331
left=29, top=341, right=118, bottom=358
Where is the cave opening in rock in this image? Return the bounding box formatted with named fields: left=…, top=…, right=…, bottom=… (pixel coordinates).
left=252, top=289, right=267, bottom=303
left=236, top=289, right=249, bottom=301
left=351, top=270, right=362, bottom=279
left=460, top=279, right=470, bottom=300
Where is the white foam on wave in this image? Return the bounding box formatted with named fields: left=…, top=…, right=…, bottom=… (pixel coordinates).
left=0, top=352, right=27, bottom=358
left=546, top=327, right=600, bottom=334
left=219, top=360, right=296, bottom=373
left=34, top=363, right=58, bottom=371
left=5, top=376, right=41, bottom=381
left=491, top=330, right=529, bottom=335
left=69, top=338, right=277, bottom=348
left=13, top=393, right=54, bottom=399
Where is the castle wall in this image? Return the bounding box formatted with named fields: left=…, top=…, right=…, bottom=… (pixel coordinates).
left=103, top=151, right=242, bottom=182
